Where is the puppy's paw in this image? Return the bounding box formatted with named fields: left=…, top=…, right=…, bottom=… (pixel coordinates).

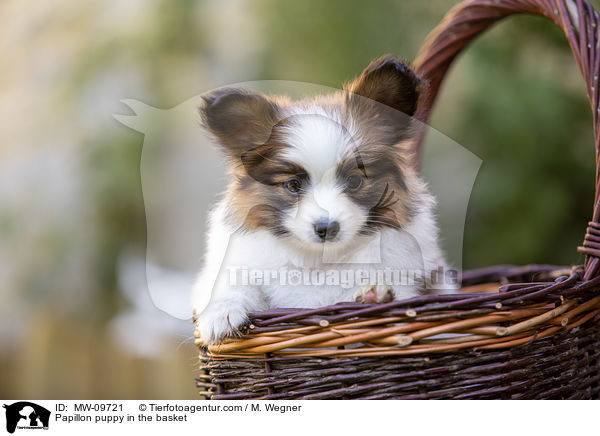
left=354, top=285, right=395, bottom=304
left=195, top=302, right=249, bottom=345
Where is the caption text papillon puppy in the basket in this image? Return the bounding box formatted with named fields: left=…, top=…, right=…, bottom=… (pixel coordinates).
left=192, top=56, right=453, bottom=344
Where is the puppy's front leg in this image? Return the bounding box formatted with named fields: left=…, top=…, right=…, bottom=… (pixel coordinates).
left=193, top=275, right=266, bottom=344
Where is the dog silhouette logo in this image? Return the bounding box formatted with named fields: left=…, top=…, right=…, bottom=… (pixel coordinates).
left=3, top=402, right=50, bottom=433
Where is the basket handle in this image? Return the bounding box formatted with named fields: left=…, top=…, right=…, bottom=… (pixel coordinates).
left=413, top=0, right=600, bottom=280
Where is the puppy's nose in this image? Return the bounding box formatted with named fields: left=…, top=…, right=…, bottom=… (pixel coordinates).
left=313, top=220, right=340, bottom=241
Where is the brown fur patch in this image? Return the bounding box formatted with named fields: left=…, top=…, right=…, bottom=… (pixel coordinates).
left=335, top=55, right=424, bottom=231
left=346, top=55, right=423, bottom=117
left=200, top=88, right=284, bottom=158
left=223, top=118, right=309, bottom=235
left=336, top=144, right=416, bottom=233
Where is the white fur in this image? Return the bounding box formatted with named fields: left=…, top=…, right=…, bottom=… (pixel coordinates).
left=280, top=111, right=366, bottom=248
left=192, top=103, right=452, bottom=344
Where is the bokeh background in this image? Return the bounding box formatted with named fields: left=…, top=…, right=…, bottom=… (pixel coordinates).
left=1, top=0, right=598, bottom=399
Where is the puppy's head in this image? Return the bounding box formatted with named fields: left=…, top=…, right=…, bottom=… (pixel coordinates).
left=201, top=55, right=425, bottom=250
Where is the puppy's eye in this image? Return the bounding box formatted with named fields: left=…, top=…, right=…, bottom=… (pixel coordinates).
left=346, top=175, right=364, bottom=191
left=283, top=179, right=302, bottom=194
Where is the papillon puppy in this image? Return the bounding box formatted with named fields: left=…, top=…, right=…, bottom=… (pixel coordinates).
left=193, top=55, right=452, bottom=344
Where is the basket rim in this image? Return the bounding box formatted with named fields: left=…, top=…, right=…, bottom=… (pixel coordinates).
left=197, top=264, right=600, bottom=359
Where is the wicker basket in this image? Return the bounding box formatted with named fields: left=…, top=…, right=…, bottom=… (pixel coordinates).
left=195, top=0, right=600, bottom=400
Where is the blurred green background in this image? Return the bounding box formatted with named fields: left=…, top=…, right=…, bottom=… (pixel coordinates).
left=0, top=0, right=598, bottom=399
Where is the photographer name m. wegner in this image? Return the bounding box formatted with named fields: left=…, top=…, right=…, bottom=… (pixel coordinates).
left=226, top=266, right=459, bottom=289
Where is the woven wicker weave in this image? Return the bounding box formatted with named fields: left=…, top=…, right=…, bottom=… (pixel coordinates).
left=196, top=0, right=600, bottom=399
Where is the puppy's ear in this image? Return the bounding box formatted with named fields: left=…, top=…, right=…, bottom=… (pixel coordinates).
left=200, top=88, right=281, bottom=156
left=347, top=55, right=422, bottom=117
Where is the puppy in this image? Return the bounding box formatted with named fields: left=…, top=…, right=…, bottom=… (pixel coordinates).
left=193, top=55, right=452, bottom=344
